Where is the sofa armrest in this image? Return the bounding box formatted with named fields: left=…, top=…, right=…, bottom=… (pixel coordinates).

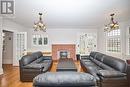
left=97, top=70, right=126, bottom=78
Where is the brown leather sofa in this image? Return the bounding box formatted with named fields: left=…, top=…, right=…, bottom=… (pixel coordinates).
left=80, top=52, right=129, bottom=87
left=19, top=51, right=52, bottom=82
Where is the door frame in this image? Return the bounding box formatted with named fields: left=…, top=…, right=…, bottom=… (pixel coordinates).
left=1, top=29, right=27, bottom=66
left=2, top=30, right=14, bottom=64
left=2, top=29, right=15, bottom=66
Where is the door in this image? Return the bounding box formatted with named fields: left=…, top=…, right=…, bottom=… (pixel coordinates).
left=13, top=32, right=27, bottom=66
left=2, top=31, right=13, bottom=64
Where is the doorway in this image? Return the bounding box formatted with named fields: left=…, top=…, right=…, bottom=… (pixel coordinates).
left=2, top=30, right=13, bottom=65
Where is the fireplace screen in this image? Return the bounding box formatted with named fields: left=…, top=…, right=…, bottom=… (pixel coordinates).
left=60, top=51, right=68, bottom=58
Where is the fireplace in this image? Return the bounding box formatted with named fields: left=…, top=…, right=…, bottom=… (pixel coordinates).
left=52, top=44, right=76, bottom=60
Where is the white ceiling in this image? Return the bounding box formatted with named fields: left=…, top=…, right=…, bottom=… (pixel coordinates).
left=8, top=0, right=130, bottom=28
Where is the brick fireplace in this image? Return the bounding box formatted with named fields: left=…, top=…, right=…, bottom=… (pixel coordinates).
left=52, top=44, right=76, bottom=60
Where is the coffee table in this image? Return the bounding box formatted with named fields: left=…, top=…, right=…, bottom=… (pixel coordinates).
left=56, top=58, right=77, bottom=72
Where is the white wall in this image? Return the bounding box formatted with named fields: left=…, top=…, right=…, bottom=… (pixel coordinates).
left=0, top=18, right=27, bottom=75
left=2, top=19, right=27, bottom=32
left=97, top=27, right=106, bottom=53
left=97, top=20, right=130, bottom=59
left=27, top=28, right=98, bottom=52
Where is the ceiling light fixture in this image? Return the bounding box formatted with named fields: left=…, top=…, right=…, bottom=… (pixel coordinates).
left=33, top=13, right=46, bottom=32
left=104, top=13, right=119, bottom=32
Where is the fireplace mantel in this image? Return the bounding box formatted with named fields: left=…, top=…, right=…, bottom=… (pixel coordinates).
left=52, top=44, right=76, bottom=60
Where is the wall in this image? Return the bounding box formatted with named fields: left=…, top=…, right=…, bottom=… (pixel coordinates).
left=27, top=28, right=98, bottom=52
left=97, top=20, right=130, bottom=59
left=0, top=18, right=27, bottom=75
left=3, top=19, right=28, bottom=66
left=2, top=31, right=13, bottom=64
left=122, top=20, right=130, bottom=59
left=2, top=19, right=27, bottom=32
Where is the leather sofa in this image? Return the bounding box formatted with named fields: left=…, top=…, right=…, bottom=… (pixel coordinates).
left=33, top=72, right=97, bottom=87
left=126, top=62, right=130, bottom=87
left=19, top=51, right=53, bottom=82
left=80, top=52, right=129, bottom=87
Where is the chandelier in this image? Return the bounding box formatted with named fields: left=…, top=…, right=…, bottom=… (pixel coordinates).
left=33, top=13, right=46, bottom=32
left=104, top=13, right=119, bottom=32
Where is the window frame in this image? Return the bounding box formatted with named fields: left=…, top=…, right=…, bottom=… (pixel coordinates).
left=106, top=29, right=121, bottom=53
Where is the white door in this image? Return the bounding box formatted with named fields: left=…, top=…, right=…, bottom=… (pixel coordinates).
left=13, top=32, right=27, bottom=66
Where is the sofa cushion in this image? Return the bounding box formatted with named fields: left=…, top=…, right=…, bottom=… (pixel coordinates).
left=89, top=56, right=93, bottom=60
left=40, top=56, right=52, bottom=60
left=20, top=55, right=37, bottom=66
left=84, top=61, right=97, bottom=67
left=103, top=55, right=127, bottom=73
left=86, top=66, right=101, bottom=80
left=42, top=60, right=52, bottom=63
left=90, top=52, right=97, bottom=58
left=32, top=56, right=52, bottom=64
left=91, top=59, right=115, bottom=70
left=92, top=59, right=101, bottom=66
left=32, top=51, right=43, bottom=59
left=95, top=53, right=104, bottom=62
left=24, top=60, right=52, bottom=69
left=32, top=57, right=44, bottom=63
left=99, top=62, right=115, bottom=70
left=97, top=70, right=126, bottom=78
left=24, top=63, right=45, bottom=69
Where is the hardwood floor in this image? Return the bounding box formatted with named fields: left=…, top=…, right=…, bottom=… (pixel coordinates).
left=0, top=61, right=83, bottom=87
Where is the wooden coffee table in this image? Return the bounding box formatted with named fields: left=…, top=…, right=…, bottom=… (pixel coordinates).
left=56, top=58, right=77, bottom=72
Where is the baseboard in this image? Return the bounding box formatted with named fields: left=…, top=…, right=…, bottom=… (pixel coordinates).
left=2, top=58, right=13, bottom=64
left=13, top=62, right=19, bottom=66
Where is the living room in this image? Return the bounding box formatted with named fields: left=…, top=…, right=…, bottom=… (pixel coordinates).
left=0, top=0, right=130, bottom=87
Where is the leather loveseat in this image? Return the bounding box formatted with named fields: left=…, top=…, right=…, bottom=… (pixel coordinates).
left=19, top=51, right=53, bottom=82
left=80, top=52, right=129, bottom=87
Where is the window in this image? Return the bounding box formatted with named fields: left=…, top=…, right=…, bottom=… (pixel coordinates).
left=44, top=37, right=48, bottom=45
left=33, top=35, right=37, bottom=45
left=32, top=34, right=48, bottom=46
left=106, top=29, right=121, bottom=52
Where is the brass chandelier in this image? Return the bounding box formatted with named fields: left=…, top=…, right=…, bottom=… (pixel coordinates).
left=104, top=13, right=119, bottom=32
left=33, top=13, right=46, bottom=32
